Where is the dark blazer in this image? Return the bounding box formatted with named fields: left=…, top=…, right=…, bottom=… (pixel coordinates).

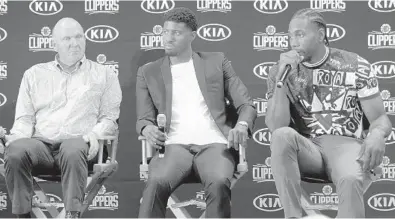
left=136, top=51, right=257, bottom=138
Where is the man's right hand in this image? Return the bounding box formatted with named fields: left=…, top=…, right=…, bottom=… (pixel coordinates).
left=276, top=50, right=304, bottom=81
left=142, top=125, right=166, bottom=149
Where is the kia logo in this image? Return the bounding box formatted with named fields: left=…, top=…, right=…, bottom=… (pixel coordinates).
left=141, top=0, right=175, bottom=14
left=372, top=61, right=395, bottom=79
left=253, top=194, right=283, bottom=212
left=253, top=62, right=276, bottom=80
left=33, top=193, right=63, bottom=210
left=386, top=127, right=395, bottom=145
left=368, top=0, right=395, bottom=12
left=0, top=27, right=6, bottom=43
left=326, top=24, right=346, bottom=42
left=197, top=23, right=231, bottom=42
left=29, top=0, right=63, bottom=16
left=367, top=193, right=395, bottom=211
left=85, top=25, right=119, bottom=43
left=253, top=128, right=271, bottom=146
left=254, top=0, right=288, bottom=14
left=0, top=93, right=6, bottom=107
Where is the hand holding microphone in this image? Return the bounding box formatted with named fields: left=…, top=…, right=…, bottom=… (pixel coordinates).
left=141, top=115, right=167, bottom=156
left=276, top=50, right=304, bottom=88
left=157, top=114, right=166, bottom=158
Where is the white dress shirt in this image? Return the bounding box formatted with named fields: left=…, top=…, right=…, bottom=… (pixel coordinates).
left=10, top=56, right=122, bottom=142
left=165, top=59, right=228, bottom=145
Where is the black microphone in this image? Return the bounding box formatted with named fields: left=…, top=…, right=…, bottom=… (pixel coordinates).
left=276, top=64, right=291, bottom=88
left=157, top=114, right=166, bottom=158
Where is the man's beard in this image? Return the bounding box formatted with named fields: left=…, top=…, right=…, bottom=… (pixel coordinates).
left=165, top=49, right=178, bottom=56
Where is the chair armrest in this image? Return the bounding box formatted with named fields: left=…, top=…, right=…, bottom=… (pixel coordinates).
left=96, top=130, right=119, bottom=164
left=138, top=136, right=154, bottom=165
left=237, top=144, right=248, bottom=173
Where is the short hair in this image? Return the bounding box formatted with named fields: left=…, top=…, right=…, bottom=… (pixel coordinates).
left=291, top=8, right=329, bottom=46
left=163, top=7, right=198, bottom=31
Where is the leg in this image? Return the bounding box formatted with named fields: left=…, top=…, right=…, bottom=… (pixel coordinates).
left=138, top=144, right=194, bottom=218
left=317, top=135, right=365, bottom=218
left=53, top=138, right=89, bottom=214
left=193, top=143, right=235, bottom=218
left=4, top=138, right=55, bottom=215
left=270, top=127, right=326, bottom=218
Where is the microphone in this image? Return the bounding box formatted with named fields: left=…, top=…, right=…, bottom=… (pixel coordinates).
left=157, top=114, right=166, bottom=158
left=276, top=64, right=291, bottom=88
left=276, top=55, right=304, bottom=88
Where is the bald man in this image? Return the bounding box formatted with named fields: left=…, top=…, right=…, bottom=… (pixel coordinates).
left=2, top=18, right=122, bottom=218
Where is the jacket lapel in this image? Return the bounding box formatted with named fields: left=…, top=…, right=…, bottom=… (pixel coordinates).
left=192, top=52, right=209, bottom=107
left=160, top=57, right=172, bottom=129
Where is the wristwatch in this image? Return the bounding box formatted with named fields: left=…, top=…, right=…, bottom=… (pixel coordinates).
left=237, top=121, right=248, bottom=128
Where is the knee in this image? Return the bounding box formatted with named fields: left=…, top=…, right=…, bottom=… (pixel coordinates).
left=206, top=176, right=231, bottom=193
left=270, top=127, right=298, bottom=155
left=337, top=174, right=363, bottom=189
left=5, top=139, right=31, bottom=164
left=146, top=171, right=171, bottom=190
left=59, top=138, right=87, bottom=163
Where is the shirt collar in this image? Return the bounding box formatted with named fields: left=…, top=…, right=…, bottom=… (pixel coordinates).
left=54, top=54, right=86, bottom=73
left=302, top=46, right=330, bottom=68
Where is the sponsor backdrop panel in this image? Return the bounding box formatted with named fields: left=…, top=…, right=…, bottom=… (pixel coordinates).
left=0, top=0, right=395, bottom=218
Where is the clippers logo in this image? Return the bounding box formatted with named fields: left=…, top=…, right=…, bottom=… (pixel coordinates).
left=0, top=61, right=7, bottom=80
left=85, top=25, right=119, bottom=43
left=368, top=24, right=395, bottom=50
left=33, top=193, right=64, bottom=211
left=253, top=62, right=275, bottom=80
left=88, top=185, right=118, bottom=211
left=368, top=193, right=395, bottom=211
left=253, top=128, right=271, bottom=146
left=369, top=0, right=395, bottom=12
left=85, top=0, right=119, bottom=15
left=326, top=24, right=346, bottom=42
left=253, top=194, right=283, bottom=212
left=386, top=127, right=395, bottom=145
left=253, top=96, right=268, bottom=117
left=0, top=0, right=7, bottom=15
left=29, top=0, right=63, bottom=16
left=310, top=185, right=338, bottom=207
left=381, top=90, right=395, bottom=116
left=29, top=26, right=54, bottom=52
left=141, top=0, right=175, bottom=14
left=0, top=93, right=7, bottom=107
left=0, top=191, right=6, bottom=211
left=140, top=25, right=164, bottom=51
left=254, top=25, right=288, bottom=51
left=0, top=27, right=7, bottom=43
left=197, top=0, right=231, bottom=13
left=253, top=157, right=273, bottom=183
left=310, top=0, right=346, bottom=12
left=372, top=61, right=395, bottom=79
left=97, top=54, right=119, bottom=75
left=197, top=23, right=231, bottom=42
left=254, top=0, right=288, bottom=14
left=377, top=156, right=395, bottom=181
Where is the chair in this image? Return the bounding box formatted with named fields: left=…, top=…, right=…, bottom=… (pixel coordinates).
left=0, top=131, right=119, bottom=218
left=139, top=136, right=248, bottom=218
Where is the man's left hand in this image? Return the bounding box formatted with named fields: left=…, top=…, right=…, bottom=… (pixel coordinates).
left=358, top=129, right=386, bottom=172
left=228, top=122, right=248, bottom=150
left=83, top=132, right=100, bottom=161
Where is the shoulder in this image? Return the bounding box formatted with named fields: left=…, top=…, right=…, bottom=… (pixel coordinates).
left=195, top=51, right=225, bottom=62
left=139, top=57, right=165, bottom=75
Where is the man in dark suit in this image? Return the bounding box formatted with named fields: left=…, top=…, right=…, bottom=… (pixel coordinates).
left=136, top=7, right=256, bottom=218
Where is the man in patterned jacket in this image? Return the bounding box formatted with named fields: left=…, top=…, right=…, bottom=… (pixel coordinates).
left=1, top=17, right=122, bottom=218
left=265, top=8, right=392, bottom=218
